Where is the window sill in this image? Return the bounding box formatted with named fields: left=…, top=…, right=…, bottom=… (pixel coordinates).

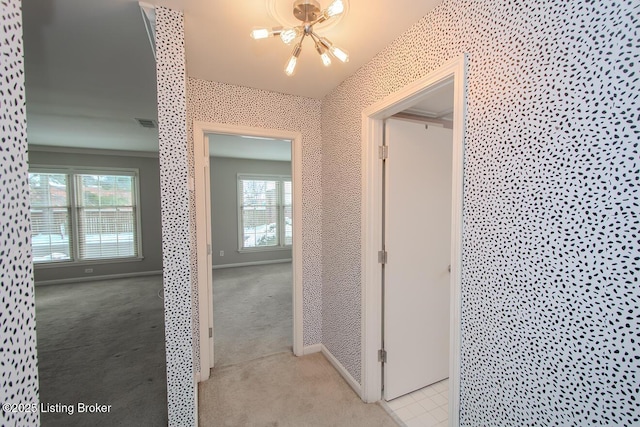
left=237, top=246, right=292, bottom=254
left=34, top=256, right=145, bottom=269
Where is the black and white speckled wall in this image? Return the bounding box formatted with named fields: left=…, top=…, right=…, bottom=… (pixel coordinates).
left=321, top=0, right=639, bottom=425
left=155, top=7, right=195, bottom=426
left=187, top=78, right=324, bottom=348
left=0, top=1, right=40, bottom=426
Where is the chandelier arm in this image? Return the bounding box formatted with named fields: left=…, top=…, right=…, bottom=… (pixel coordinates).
left=308, top=14, right=329, bottom=27
left=308, top=31, right=323, bottom=53
left=308, top=30, right=320, bottom=44
left=309, top=0, right=344, bottom=26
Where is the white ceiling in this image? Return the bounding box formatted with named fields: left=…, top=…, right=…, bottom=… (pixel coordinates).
left=22, top=0, right=445, bottom=152
left=184, top=0, right=444, bottom=99
left=23, top=0, right=160, bottom=151
left=209, top=134, right=291, bottom=161
left=406, top=82, right=454, bottom=119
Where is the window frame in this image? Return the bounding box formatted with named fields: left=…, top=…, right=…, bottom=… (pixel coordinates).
left=29, top=165, right=144, bottom=267
left=237, top=173, right=292, bottom=253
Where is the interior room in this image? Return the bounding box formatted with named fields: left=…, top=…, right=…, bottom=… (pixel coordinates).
left=20, top=0, right=170, bottom=425
left=1, top=1, right=637, bottom=427
left=207, top=134, right=294, bottom=368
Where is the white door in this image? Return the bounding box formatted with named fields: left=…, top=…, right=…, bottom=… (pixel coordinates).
left=383, top=118, right=453, bottom=401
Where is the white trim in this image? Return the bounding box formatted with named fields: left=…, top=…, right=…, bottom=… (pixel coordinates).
left=236, top=246, right=292, bottom=254
left=360, top=54, right=467, bottom=426
left=360, top=113, right=384, bottom=404
left=34, top=269, right=163, bottom=286
left=302, top=343, right=322, bottom=355
left=194, top=122, right=214, bottom=382
left=34, top=256, right=144, bottom=270
left=193, top=121, right=305, bottom=383
left=448, top=55, right=467, bottom=427
left=193, top=378, right=199, bottom=423
left=321, top=345, right=362, bottom=397
left=212, top=258, right=292, bottom=270
left=28, top=144, right=159, bottom=158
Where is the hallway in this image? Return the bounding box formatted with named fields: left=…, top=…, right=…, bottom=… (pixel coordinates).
left=198, top=352, right=398, bottom=426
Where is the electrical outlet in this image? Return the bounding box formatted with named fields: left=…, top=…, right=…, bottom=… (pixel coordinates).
left=219, top=251, right=224, bottom=257
left=84, top=268, right=93, bottom=273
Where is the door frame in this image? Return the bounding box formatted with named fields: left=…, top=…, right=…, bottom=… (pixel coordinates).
left=193, top=121, right=304, bottom=382
left=360, top=54, right=467, bottom=426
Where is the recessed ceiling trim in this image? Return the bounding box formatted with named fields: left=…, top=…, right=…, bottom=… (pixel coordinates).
left=405, top=106, right=455, bottom=120
left=139, top=2, right=156, bottom=60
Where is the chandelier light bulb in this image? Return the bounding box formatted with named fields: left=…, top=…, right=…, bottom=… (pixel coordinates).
left=315, top=38, right=332, bottom=67
left=319, top=37, right=349, bottom=63
left=285, top=56, right=298, bottom=76
left=250, top=28, right=271, bottom=40
left=325, top=0, right=344, bottom=17
left=320, top=52, right=332, bottom=67
left=280, top=27, right=300, bottom=44
left=330, top=45, right=349, bottom=62
left=285, top=42, right=303, bottom=76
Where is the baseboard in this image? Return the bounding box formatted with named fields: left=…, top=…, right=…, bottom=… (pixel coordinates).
left=193, top=378, right=199, bottom=425
left=212, top=259, right=292, bottom=270
left=35, top=270, right=163, bottom=286
left=321, top=344, right=362, bottom=397
left=302, top=344, right=322, bottom=355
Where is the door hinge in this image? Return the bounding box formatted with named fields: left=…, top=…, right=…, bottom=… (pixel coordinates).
left=378, top=145, right=388, bottom=160
left=207, top=244, right=211, bottom=255
left=209, top=327, right=213, bottom=338
left=378, top=349, right=387, bottom=363
left=378, top=250, right=388, bottom=264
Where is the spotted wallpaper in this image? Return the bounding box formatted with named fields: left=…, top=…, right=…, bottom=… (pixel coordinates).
left=321, top=0, right=638, bottom=425
left=187, top=78, right=324, bottom=348
left=155, top=7, right=195, bottom=426
left=0, top=1, right=40, bottom=426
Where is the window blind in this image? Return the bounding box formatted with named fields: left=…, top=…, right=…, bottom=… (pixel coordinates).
left=29, top=168, right=141, bottom=264
left=76, top=174, right=138, bottom=260
left=29, top=172, right=72, bottom=263
left=238, top=175, right=292, bottom=250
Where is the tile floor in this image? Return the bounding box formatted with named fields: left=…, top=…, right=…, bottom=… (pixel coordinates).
left=383, top=378, right=449, bottom=427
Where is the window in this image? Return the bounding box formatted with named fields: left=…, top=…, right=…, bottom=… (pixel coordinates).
left=238, top=174, right=292, bottom=250
left=29, top=168, right=142, bottom=264
left=29, top=172, right=72, bottom=262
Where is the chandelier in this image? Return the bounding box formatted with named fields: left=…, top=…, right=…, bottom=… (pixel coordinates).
left=250, top=0, right=349, bottom=76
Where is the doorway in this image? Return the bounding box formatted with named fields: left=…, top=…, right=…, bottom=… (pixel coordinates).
left=209, top=134, right=293, bottom=368
left=360, top=55, right=466, bottom=426
left=193, top=122, right=304, bottom=382
left=383, top=116, right=453, bottom=401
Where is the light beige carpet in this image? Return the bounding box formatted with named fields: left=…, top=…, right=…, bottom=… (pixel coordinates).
left=198, top=352, right=398, bottom=427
